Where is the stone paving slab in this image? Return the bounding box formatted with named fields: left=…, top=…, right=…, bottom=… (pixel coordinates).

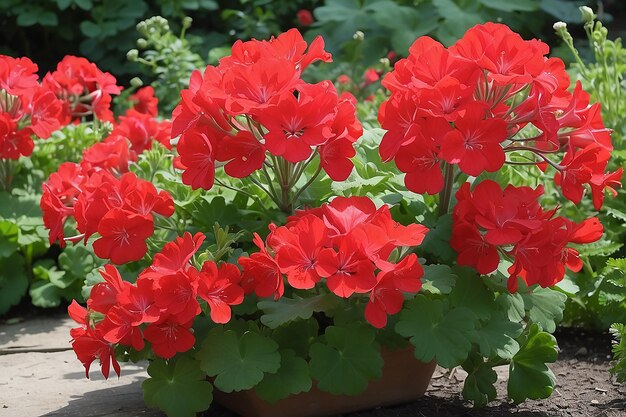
left=0, top=314, right=163, bottom=417
left=0, top=350, right=162, bottom=417
left=0, top=315, right=75, bottom=354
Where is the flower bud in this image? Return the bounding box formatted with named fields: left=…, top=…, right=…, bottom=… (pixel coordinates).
left=130, top=77, right=143, bottom=88
left=353, top=31, right=365, bottom=41
left=579, top=6, right=596, bottom=23
left=136, top=38, right=148, bottom=49
left=553, top=21, right=567, bottom=32
left=127, top=49, right=139, bottom=61
left=182, top=16, right=193, bottom=29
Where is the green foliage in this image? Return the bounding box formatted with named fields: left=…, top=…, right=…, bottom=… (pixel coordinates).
left=255, top=350, right=312, bottom=403
left=309, top=324, right=383, bottom=395
left=556, top=10, right=626, bottom=337
left=507, top=323, right=558, bottom=403
left=0, top=253, right=29, bottom=314
left=462, top=353, right=498, bottom=407
left=421, top=264, right=457, bottom=294
left=396, top=295, right=476, bottom=368
left=310, top=0, right=588, bottom=69
left=197, top=327, right=281, bottom=392
left=129, top=16, right=205, bottom=113
left=0, top=120, right=106, bottom=315
left=609, top=323, right=626, bottom=382
left=143, top=356, right=213, bottom=417
left=257, top=294, right=339, bottom=329
left=521, top=286, right=567, bottom=333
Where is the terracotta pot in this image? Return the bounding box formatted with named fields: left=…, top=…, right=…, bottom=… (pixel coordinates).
left=213, top=347, right=437, bottom=417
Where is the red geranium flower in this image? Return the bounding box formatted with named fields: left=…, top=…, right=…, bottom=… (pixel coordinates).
left=92, top=208, right=154, bottom=264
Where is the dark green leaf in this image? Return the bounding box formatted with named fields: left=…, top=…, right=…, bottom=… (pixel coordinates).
left=143, top=357, right=213, bottom=417
left=0, top=254, right=28, bottom=314
left=255, top=350, right=312, bottom=403
left=258, top=294, right=339, bottom=329
left=197, top=328, right=280, bottom=392
left=508, top=323, right=558, bottom=403
left=421, top=264, right=456, bottom=294
left=479, top=0, right=538, bottom=12
left=309, top=324, right=383, bottom=395
left=450, top=267, right=494, bottom=320
left=462, top=354, right=497, bottom=407
left=396, top=295, right=476, bottom=368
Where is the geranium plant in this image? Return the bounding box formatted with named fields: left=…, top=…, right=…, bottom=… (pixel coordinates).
left=0, top=54, right=130, bottom=313
left=53, top=23, right=622, bottom=417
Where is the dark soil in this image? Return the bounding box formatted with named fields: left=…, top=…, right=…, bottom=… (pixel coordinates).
left=205, top=328, right=626, bottom=417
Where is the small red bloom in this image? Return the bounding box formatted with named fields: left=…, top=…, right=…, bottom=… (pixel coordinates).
left=143, top=318, right=195, bottom=359
left=216, top=130, right=265, bottom=177
left=71, top=328, right=120, bottom=379
left=297, top=9, right=314, bottom=26
left=92, top=208, right=154, bottom=264
left=128, top=86, right=158, bottom=117
left=439, top=103, right=507, bottom=176
left=196, top=262, right=244, bottom=324
left=176, top=127, right=223, bottom=190
left=140, top=232, right=206, bottom=280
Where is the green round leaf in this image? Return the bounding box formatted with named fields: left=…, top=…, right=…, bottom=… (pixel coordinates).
left=143, top=357, right=213, bottom=417
left=197, top=328, right=280, bottom=393
left=309, top=324, right=382, bottom=395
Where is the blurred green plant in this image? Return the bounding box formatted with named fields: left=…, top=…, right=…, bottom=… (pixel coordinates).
left=128, top=16, right=206, bottom=114
left=553, top=8, right=626, bottom=330
left=0, top=0, right=317, bottom=79
left=307, top=0, right=591, bottom=68
left=0, top=121, right=107, bottom=314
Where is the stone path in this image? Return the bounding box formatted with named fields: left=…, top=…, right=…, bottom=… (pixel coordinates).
left=0, top=314, right=161, bottom=417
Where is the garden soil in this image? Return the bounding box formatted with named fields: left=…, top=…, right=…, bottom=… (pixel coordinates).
left=1, top=312, right=625, bottom=417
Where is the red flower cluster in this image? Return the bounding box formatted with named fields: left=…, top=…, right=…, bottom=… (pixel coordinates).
left=0, top=55, right=68, bottom=159
left=239, top=196, right=429, bottom=328
left=451, top=180, right=603, bottom=292
left=379, top=23, right=621, bottom=206
left=172, top=29, right=362, bottom=189
left=43, top=55, right=122, bottom=122
left=128, top=86, right=158, bottom=117
left=68, top=232, right=246, bottom=378
left=41, top=92, right=173, bottom=264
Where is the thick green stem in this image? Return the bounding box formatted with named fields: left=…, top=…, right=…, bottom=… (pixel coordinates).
left=438, top=163, right=455, bottom=217
left=0, top=159, right=14, bottom=191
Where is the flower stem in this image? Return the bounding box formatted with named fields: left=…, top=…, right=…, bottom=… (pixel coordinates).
left=438, top=162, right=455, bottom=218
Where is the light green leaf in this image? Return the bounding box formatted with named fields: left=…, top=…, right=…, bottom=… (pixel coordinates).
left=476, top=314, right=522, bottom=359
left=29, top=280, right=63, bottom=308
left=421, top=264, right=457, bottom=294
left=0, top=254, right=28, bottom=314
left=59, top=245, right=97, bottom=278
left=143, top=357, right=213, bottom=417
left=255, top=350, right=312, bottom=403
left=396, top=295, right=476, bottom=368
left=521, top=287, right=566, bottom=333
left=197, top=328, right=280, bottom=393
left=0, top=220, right=19, bottom=258
left=508, top=323, right=558, bottom=403
left=497, top=292, right=525, bottom=322
left=258, top=294, right=339, bottom=329
left=309, top=324, right=382, bottom=395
